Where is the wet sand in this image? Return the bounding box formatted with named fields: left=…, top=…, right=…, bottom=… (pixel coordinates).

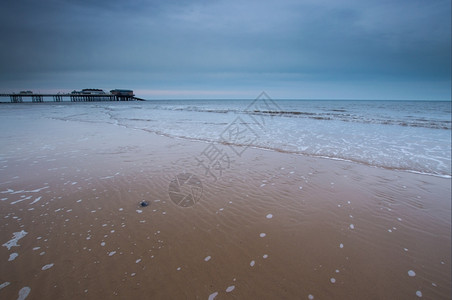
left=0, top=114, right=450, bottom=299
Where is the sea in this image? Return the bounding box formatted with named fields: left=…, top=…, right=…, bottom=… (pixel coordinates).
left=1, top=99, right=451, bottom=178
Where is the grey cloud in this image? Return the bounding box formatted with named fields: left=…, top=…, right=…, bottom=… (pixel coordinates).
left=0, top=0, right=450, bottom=99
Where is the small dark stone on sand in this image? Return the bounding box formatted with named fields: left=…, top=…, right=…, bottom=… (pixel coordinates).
left=140, top=201, right=150, bottom=207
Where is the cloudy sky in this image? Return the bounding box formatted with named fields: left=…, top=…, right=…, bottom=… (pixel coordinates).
left=0, top=0, right=450, bottom=100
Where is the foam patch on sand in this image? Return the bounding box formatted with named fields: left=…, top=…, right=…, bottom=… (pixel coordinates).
left=0, top=282, right=10, bottom=290
left=2, top=230, right=28, bottom=250
left=41, top=263, right=54, bottom=270
left=29, top=196, right=42, bottom=205
left=17, top=287, right=31, bottom=300
left=8, top=253, right=18, bottom=261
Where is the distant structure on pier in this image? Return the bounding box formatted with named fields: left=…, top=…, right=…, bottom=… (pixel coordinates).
left=0, top=88, right=144, bottom=103
left=71, top=88, right=107, bottom=95
left=110, top=89, right=134, bottom=96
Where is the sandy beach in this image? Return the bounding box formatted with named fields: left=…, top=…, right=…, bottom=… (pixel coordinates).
left=0, top=110, right=450, bottom=300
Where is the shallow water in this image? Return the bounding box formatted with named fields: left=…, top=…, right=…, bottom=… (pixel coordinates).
left=1, top=99, right=450, bottom=177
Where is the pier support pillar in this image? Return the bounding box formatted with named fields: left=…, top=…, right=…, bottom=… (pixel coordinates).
left=10, top=95, right=23, bottom=103
left=32, top=95, right=43, bottom=102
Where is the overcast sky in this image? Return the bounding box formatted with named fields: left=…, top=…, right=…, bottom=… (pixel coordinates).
left=0, top=0, right=450, bottom=100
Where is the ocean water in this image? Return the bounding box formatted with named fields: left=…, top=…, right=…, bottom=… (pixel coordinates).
left=1, top=99, right=450, bottom=177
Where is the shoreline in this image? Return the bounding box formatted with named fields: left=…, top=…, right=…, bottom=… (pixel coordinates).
left=133, top=125, right=452, bottom=180
left=1, top=114, right=450, bottom=299
left=0, top=101, right=450, bottom=178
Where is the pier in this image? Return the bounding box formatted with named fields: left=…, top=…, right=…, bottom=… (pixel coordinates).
left=0, top=89, right=145, bottom=103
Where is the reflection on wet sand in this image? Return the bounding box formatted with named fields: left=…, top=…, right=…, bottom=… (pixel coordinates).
left=0, top=115, right=450, bottom=300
